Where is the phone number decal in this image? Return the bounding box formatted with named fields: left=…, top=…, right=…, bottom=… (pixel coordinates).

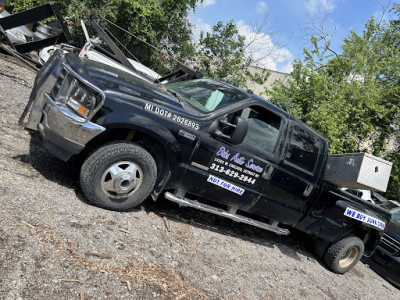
left=144, top=103, right=200, bottom=130
left=208, top=145, right=264, bottom=185
left=207, top=175, right=245, bottom=195
left=210, top=163, right=256, bottom=185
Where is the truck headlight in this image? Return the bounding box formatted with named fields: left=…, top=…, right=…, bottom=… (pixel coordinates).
left=67, top=79, right=100, bottom=118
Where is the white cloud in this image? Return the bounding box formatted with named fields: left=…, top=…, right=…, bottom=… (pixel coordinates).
left=279, top=61, right=294, bottom=73
left=305, top=0, right=337, bottom=15
left=191, top=18, right=212, bottom=42
left=256, top=1, right=268, bottom=14
left=190, top=17, right=293, bottom=73
left=237, top=20, right=293, bottom=72
left=201, top=0, right=216, bottom=7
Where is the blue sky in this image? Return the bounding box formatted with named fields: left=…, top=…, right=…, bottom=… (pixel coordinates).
left=190, top=0, right=397, bottom=73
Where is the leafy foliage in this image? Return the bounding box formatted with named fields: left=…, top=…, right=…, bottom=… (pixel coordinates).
left=267, top=6, right=400, bottom=199
left=7, top=1, right=270, bottom=86
left=195, top=20, right=269, bottom=88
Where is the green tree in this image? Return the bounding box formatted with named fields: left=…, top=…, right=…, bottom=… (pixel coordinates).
left=267, top=6, right=400, bottom=199
left=196, top=20, right=250, bottom=86
left=196, top=20, right=269, bottom=88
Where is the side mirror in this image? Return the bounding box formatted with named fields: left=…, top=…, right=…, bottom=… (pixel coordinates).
left=209, top=116, right=248, bottom=145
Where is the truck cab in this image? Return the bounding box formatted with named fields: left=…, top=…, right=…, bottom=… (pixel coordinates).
left=161, top=79, right=328, bottom=227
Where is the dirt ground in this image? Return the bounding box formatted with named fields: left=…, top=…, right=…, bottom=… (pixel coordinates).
left=0, top=53, right=399, bottom=300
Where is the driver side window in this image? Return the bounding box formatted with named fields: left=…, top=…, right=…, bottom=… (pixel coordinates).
left=232, top=106, right=282, bottom=154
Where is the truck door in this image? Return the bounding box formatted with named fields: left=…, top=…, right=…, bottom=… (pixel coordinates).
left=181, top=104, right=284, bottom=212
left=182, top=106, right=325, bottom=225
left=248, top=122, right=325, bottom=224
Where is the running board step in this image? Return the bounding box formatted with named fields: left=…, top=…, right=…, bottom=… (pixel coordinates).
left=164, top=192, right=290, bottom=235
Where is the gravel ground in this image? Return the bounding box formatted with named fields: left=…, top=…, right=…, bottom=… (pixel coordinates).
left=0, top=53, right=399, bottom=300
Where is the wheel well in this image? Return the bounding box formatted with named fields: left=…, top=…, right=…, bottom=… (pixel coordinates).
left=337, top=227, right=378, bottom=254
left=361, top=228, right=381, bottom=253
left=81, top=127, right=170, bottom=185
left=313, top=227, right=371, bottom=258
left=350, top=227, right=370, bottom=244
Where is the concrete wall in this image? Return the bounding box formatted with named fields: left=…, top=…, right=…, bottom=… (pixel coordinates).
left=246, top=66, right=291, bottom=96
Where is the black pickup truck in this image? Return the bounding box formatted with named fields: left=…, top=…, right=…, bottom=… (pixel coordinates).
left=21, top=49, right=391, bottom=274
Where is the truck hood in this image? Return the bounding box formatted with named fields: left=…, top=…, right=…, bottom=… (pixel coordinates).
left=82, top=58, right=181, bottom=108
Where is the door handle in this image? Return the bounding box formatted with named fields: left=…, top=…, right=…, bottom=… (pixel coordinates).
left=303, top=184, right=314, bottom=197
left=262, top=165, right=275, bottom=180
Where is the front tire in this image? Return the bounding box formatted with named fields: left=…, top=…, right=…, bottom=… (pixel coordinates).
left=80, top=142, right=157, bottom=211
left=324, top=235, right=364, bottom=274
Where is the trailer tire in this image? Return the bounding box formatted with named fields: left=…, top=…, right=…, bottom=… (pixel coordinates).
left=80, top=142, right=157, bottom=211
left=324, top=235, right=364, bottom=274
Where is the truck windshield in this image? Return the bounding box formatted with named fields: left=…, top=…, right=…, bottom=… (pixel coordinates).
left=165, top=79, right=248, bottom=113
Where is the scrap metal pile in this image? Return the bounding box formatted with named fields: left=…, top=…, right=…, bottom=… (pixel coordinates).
left=0, top=2, right=72, bottom=71
left=0, top=2, right=202, bottom=82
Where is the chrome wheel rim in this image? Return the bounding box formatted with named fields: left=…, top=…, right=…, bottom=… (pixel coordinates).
left=339, top=246, right=359, bottom=269
left=101, top=161, right=143, bottom=199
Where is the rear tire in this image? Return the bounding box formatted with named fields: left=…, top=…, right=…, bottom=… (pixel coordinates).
left=324, top=235, right=364, bottom=274
left=80, top=142, right=157, bottom=211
